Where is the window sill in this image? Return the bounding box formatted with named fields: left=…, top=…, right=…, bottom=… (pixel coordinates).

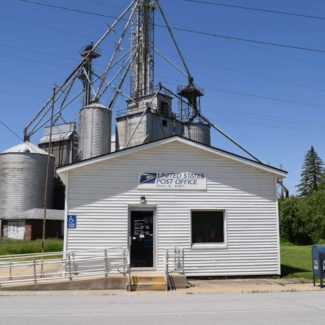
left=191, top=243, right=227, bottom=250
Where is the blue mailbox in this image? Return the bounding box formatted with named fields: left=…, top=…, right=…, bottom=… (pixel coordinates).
left=312, top=245, right=325, bottom=287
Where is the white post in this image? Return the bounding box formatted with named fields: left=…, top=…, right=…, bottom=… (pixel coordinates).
left=33, top=258, right=37, bottom=284
left=165, top=250, right=169, bottom=291
left=104, top=249, right=108, bottom=277
left=9, top=259, right=13, bottom=281
left=68, top=253, right=72, bottom=281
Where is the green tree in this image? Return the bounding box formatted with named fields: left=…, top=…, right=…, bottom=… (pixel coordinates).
left=320, top=171, right=325, bottom=190
left=297, top=146, right=324, bottom=196
left=279, top=191, right=325, bottom=244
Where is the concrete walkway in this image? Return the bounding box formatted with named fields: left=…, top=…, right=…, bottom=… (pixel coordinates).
left=180, top=277, right=321, bottom=295
left=0, top=277, right=322, bottom=296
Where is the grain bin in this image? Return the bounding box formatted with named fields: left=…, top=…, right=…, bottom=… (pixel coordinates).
left=0, top=142, right=54, bottom=220
left=79, top=102, right=111, bottom=160
left=183, top=122, right=211, bottom=146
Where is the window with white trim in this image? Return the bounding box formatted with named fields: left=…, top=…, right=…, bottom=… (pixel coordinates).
left=191, top=210, right=225, bottom=244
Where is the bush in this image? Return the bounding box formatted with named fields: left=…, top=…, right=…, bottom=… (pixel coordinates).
left=279, top=197, right=299, bottom=243
left=279, top=190, right=325, bottom=244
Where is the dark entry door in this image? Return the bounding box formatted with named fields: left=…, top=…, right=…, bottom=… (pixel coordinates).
left=130, top=210, right=154, bottom=268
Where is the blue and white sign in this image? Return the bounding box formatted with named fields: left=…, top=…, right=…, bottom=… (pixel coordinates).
left=138, top=172, right=207, bottom=190
left=67, top=215, right=77, bottom=229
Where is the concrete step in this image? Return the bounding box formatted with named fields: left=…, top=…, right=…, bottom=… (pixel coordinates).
left=132, top=276, right=165, bottom=284
left=130, top=275, right=166, bottom=291
left=129, top=273, right=187, bottom=291
left=130, top=282, right=166, bottom=291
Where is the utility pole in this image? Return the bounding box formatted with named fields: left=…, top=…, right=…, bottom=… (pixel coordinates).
left=41, top=87, right=56, bottom=253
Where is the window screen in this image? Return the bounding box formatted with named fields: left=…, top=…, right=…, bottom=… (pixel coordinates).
left=191, top=211, right=224, bottom=244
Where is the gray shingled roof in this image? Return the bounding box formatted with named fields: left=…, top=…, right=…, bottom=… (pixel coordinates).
left=4, top=209, right=64, bottom=221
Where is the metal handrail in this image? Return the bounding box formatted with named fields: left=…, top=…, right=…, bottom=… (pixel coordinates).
left=0, top=251, right=63, bottom=261
left=126, top=250, right=132, bottom=291
left=0, top=248, right=128, bottom=287
left=164, top=248, right=185, bottom=291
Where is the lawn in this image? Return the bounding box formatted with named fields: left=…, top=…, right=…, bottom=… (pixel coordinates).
left=0, top=238, right=63, bottom=256
left=281, top=241, right=313, bottom=279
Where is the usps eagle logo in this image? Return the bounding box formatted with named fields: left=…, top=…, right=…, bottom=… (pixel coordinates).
left=140, top=173, right=157, bottom=184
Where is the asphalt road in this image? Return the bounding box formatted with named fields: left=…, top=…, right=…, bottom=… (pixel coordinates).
left=0, top=291, right=325, bottom=324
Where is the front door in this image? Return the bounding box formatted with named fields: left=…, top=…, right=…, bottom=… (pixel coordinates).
left=130, top=210, right=154, bottom=268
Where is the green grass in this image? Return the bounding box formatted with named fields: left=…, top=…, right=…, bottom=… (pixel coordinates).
left=0, top=238, right=63, bottom=256
left=281, top=241, right=313, bottom=279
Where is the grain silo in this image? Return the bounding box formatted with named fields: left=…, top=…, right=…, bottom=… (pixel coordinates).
left=79, top=103, right=112, bottom=160
left=182, top=122, right=211, bottom=146
left=0, top=142, right=54, bottom=221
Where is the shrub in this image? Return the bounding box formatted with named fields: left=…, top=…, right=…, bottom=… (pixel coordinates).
left=279, top=190, right=325, bottom=244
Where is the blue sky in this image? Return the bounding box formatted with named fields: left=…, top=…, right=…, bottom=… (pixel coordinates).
left=1, top=0, right=325, bottom=194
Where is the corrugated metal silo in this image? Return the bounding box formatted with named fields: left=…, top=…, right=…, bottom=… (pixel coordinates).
left=183, top=123, right=211, bottom=146
left=0, top=142, right=54, bottom=220
left=79, top=103, right=111, bottom=160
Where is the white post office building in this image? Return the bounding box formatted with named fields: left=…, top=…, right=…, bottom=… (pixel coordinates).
left=57, top=136, right=287, bottom=276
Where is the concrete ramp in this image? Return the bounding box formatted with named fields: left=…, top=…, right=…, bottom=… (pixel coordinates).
left=0, top=275, right=127, bottom=291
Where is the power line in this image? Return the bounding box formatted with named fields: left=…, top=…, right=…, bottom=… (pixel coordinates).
left=0, top=77, right=49, bottom=89
left=0, top=53, right=73, bottom=69
left=0, top=15, right=93, bottom=39
left=228, top=38, right=325, bottom=70
left=2, top=19, right=325, bottom=91
left=184, top=0, right=325, bottom=21
left=17, top=0, right=120, bottom=19
left=0, top=120, right=23, bottom=141
left=171, top=26, right=325, bottom=54
left=161, top=79, right=325, bottom=109
left=16, top=0, right=325, bottom=54
left=204, top=85, right=325, bottom=108
left=0, top=43, right=79, bottom=62
left=228, top=118, right=325, bottom=135
left=205, top=109, right=325, bottom=137
left=2, top=16, right=325, bottom=92
left=157, top=50, right=325, bottom=93
left=2, top=12, right=324, bottom=70
left=214, top=108, right=324, bottom=130
left=0, top=89, right=48, bottom=96
left=87, top=0, right=123, bottom=10
left=0, top=76, right=45, bottom=86
left=9, top=1, right=325, bottom=110
left=196, top=61, right=325, bottom=93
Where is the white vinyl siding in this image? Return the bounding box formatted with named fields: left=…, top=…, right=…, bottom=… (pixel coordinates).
left=64, top=140, right=280, bottom=276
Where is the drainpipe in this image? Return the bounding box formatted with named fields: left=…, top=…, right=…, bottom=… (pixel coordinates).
left=0, top=217, right=5, bottom=239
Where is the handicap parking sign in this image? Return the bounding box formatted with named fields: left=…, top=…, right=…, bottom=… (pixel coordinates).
left=68, top=215, right=77, bottom=229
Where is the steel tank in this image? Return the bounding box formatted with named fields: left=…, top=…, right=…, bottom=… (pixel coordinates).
left=183, top=122, right=211, bottom=146
left=79, top=103, right=111, bottom=160
left=0, top=142, right=54, bottom=219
